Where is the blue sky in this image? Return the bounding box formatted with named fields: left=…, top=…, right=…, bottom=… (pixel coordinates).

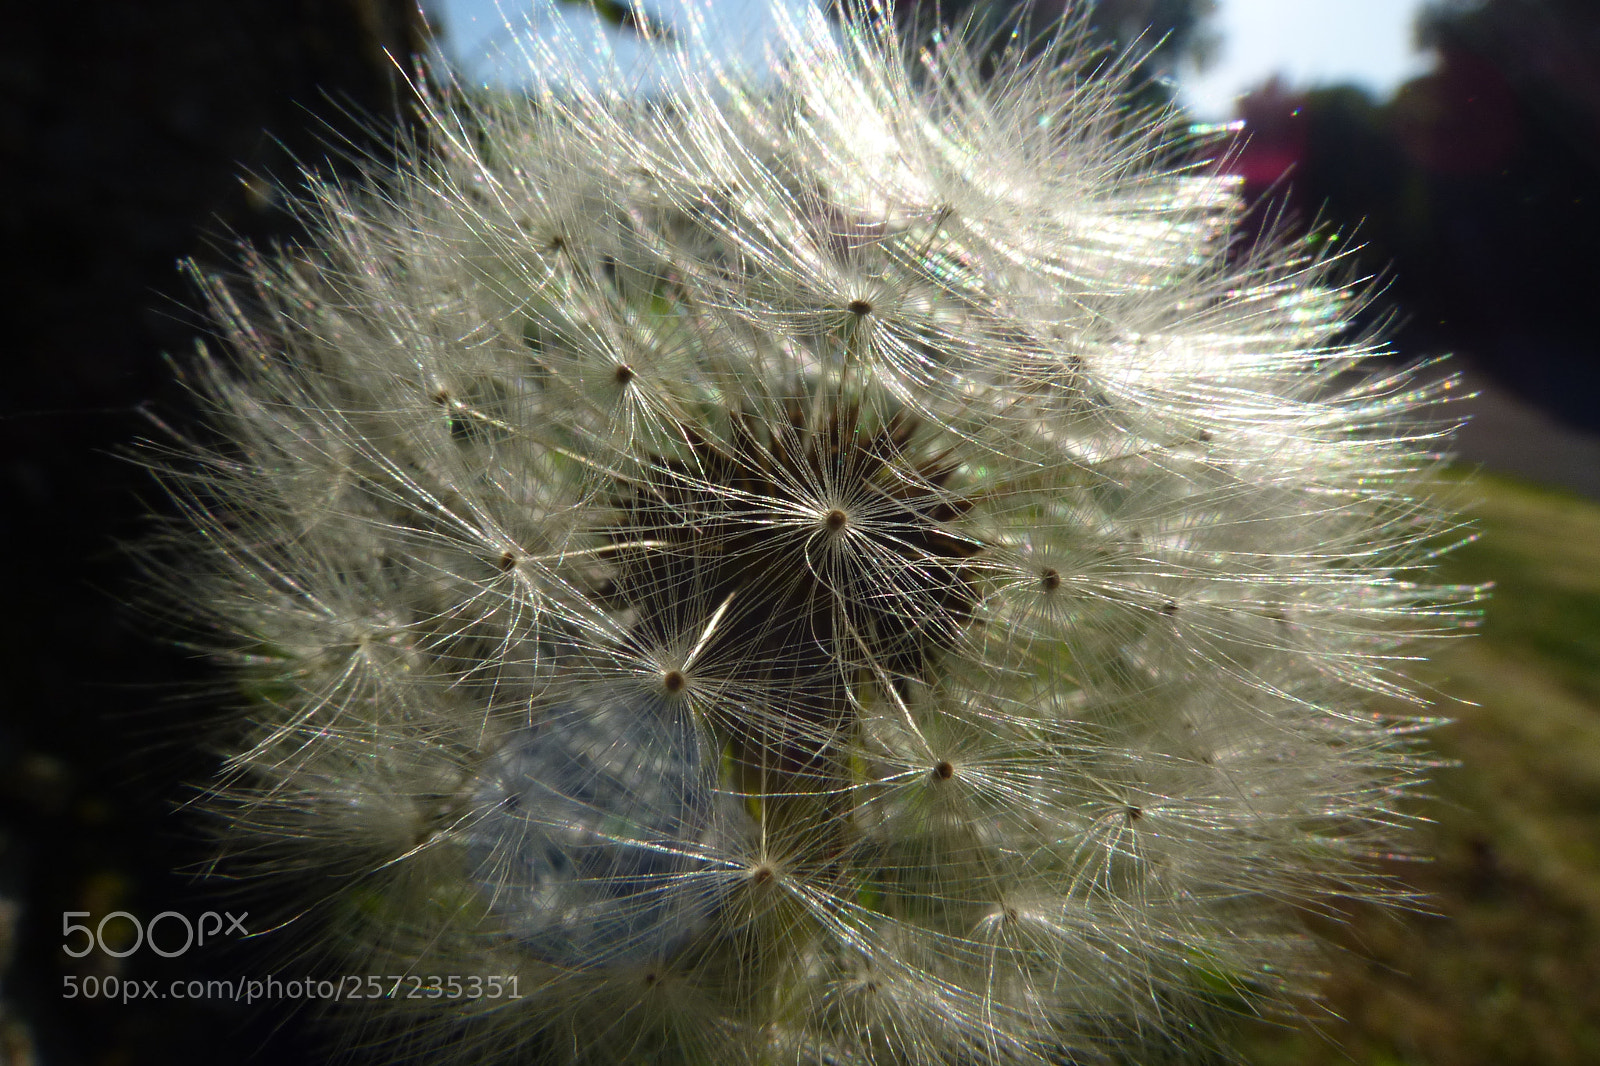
left=1178, top=0, right=1435, bottom=117
left=431, top=0, right=1436, bottom=115
left=431, top=0, right=818, bottom=87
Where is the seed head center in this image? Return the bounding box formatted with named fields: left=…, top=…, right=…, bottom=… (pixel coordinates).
left=824, top=508, right=849, bottom=532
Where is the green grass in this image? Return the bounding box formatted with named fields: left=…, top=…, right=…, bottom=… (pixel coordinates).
left=1230, top=472, right=1600, bottom=1066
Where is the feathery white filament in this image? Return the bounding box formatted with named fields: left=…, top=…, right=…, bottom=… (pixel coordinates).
left=144, top=3, right=1476, bottom=1064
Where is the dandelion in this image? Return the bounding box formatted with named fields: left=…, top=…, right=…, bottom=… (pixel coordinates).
left=142, top=2, right=1476, bottom=1063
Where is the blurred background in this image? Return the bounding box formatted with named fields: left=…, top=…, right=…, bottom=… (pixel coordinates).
left=2, top=2, right=1596, bottom=1063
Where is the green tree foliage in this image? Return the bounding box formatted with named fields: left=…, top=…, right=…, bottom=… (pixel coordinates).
left=881, top=0, right=1217, bottom=112
left=1233, top=0, right=1600, bottom=428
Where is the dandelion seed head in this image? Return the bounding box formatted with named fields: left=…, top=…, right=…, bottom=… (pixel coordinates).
left=140, top=2, right=1479, bottom=1063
